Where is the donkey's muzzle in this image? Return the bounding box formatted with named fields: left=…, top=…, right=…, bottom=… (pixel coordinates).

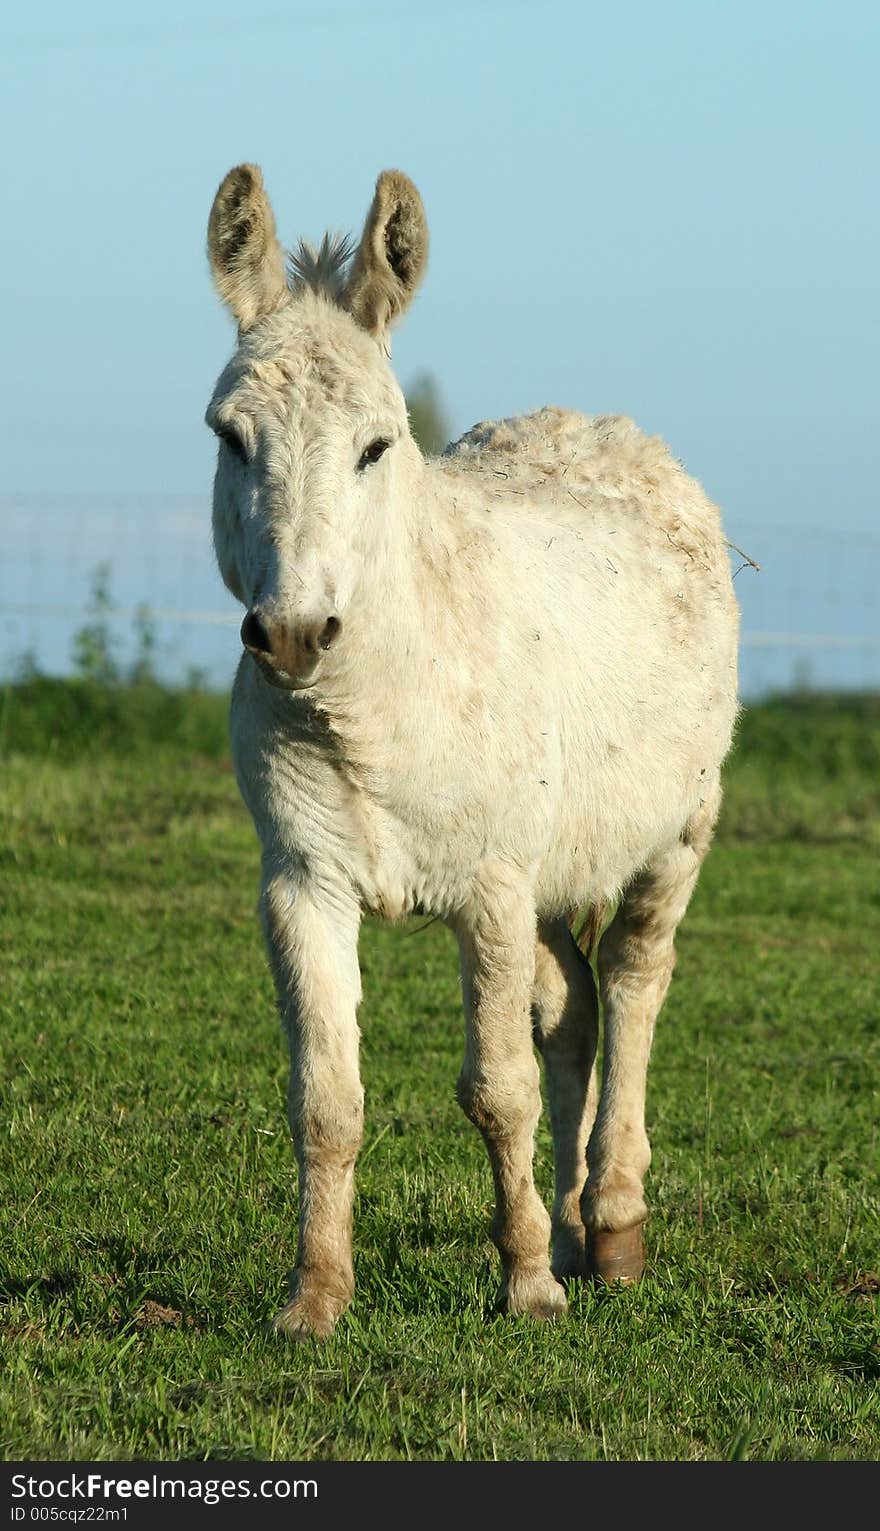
left=240, top=607, right=342, bottom=687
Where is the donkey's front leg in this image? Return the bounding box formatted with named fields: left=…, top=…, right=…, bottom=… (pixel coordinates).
left=455, top=867, right=566, bottom=1320
left=261, top=865, right=363, bottom=1340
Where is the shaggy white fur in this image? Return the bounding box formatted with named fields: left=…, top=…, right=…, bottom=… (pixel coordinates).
left=205, top=165, right=739, bottom=1338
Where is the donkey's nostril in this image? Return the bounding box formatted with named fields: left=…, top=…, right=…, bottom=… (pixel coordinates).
left=241, top=610, right=271, bottom=654
left=319, top=615, right=342, bottom=651
left=299, top=615, right=342, bottom=657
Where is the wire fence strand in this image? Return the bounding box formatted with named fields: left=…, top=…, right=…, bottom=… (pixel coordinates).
left=2, top=498, right=878, bottom=697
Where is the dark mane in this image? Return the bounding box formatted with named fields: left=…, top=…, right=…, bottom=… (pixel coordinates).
left=287, top=232, right=355, bottom=301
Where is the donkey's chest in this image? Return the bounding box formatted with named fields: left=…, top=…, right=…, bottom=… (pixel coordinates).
left=347, top=756, right=549, bottom=920
left=265, top=722, right=559, bottom=922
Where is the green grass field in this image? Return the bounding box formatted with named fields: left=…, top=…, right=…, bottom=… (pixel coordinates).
left=1, top=682, right=878, bottom=1461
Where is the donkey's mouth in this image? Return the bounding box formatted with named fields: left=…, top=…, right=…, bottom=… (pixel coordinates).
left=247, top=648, right=320, bottom=692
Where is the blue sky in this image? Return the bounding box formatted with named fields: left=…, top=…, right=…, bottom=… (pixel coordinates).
left=2, top=0, right=878, bottom=688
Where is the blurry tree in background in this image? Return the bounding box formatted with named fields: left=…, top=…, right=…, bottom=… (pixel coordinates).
left=70, top=564, right=160, bottom=686
left=405, top=373, right=450, bottom=457
left=71, top=563, right=119, bottom=684
left=130, top=602, right=159, bottom=684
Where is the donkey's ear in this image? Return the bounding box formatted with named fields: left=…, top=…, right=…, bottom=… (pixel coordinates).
left=207, top=164, right=288, bottom=331
left=343, top=170, right=428, bottom=341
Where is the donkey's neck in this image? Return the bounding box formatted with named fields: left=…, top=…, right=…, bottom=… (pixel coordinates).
left=315, top=451, right=495, bottom=730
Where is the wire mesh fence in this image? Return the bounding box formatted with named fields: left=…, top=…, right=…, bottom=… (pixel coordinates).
left=2, top=494, right=878, bottom=698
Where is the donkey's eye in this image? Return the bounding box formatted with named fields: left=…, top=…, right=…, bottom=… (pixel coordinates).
left=357, top=437, right=390, bottom=472
left=217, top=426, right=247, bottom=463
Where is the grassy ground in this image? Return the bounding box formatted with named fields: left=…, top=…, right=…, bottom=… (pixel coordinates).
left=1, top=684, right=878, bottom=1461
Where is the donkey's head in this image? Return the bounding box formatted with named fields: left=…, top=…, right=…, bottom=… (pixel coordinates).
left=206, top=165, right=429, bottom=689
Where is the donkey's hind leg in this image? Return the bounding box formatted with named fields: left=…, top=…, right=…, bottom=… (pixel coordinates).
left=532, top=918, right=599, bottom=1279
left=582, top=785, right=721, bottom=1282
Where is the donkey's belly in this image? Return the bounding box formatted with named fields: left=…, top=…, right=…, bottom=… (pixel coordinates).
left=361, top=687, right=736, bottom=921
left=349, top=733, right=705, bottom=923
left=362, top=613, right=736, bottom=921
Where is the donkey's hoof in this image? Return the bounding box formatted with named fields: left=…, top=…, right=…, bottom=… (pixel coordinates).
left=270, top=1288, right=346, bottom=1341
left=587, top=1224, right=646, bottom=1285
left=504, top=1268, right=568, bottom=1321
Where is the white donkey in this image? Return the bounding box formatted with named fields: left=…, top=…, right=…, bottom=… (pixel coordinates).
left=205, top=164, right=739, bottom=1339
